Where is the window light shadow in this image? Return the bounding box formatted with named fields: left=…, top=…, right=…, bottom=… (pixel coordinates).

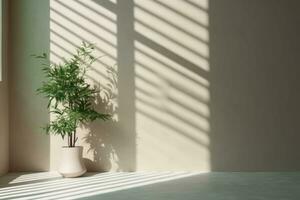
left=0, top=172, right=205, bottom=200
left=50, top=0, right=210, bottom=171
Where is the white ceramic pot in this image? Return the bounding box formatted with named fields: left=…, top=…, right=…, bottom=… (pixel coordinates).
left=58, top=146, right=87, bottom=178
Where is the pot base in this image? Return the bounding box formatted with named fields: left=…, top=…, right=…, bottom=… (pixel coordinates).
left=60, top=168, right=87, bottom=178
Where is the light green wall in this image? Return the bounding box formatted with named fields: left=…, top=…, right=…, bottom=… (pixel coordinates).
left=9, top=0, right=50, bottom=171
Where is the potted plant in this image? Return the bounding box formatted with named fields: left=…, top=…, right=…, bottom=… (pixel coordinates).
left=33, top=42, right=111, bottom=177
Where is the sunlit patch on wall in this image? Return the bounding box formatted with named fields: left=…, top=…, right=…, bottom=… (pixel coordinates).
left=134, top=0, right=210, bottom=170
left=50, top=0, right=119, bottom=171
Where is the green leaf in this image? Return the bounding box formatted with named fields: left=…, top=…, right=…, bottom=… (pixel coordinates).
left=34, top=41, right=112, bottom=146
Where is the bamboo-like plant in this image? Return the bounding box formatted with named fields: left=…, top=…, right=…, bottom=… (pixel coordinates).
left=33, top=42, right=111, bottom=147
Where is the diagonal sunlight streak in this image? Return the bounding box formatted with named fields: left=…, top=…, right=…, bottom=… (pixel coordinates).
left=135, top=0, right=209, bottom=42
left=134, top=6, right=208, bottom=58
left=0, top=172, right=129, bottom=193
left=49, top=41, right=110, bottom=87
left=153, top=0, right=208, bottom=27
left=135, top=41, right=209, bottom=87
left=134, top=0, right=211, bottom=170
left=91, top=0, right=116, bottom=14
left=50, top=0, right=118, bottom=171
left=135, top=53, right=210, bottom=102
left=49, top=36, right=109, bottom=82
left=42, top=172, right=201, bottom=200
left=136, top=100, right=209, bottom=144
left=49, top=26, right=114, bottom=65
left=134, top=82, right=210, bottom=140
left=135, top=16, right=208, bottom=59
left=135, top=8, right=209, bottom=71
left=186, top=0, right=209, bottom=10
left=0, top=172, right=205, bottom=200
left=0, top=173, right=159, bottom=199
left=135, top=32, right=208, bottom=79
left=134, top=70, right=210, bottom=120
left=136, top=89, right=209, bottom=132
left=136, top=129, right=210, bottom=169
left=8, top=172, right=62, bottom=184
left=136, top=129, right=207, bottom=164
left=49, top=0, right=211, bottom=172
left=56, top=0, right=116, bottom=36
left=134, top=68, right=210, bottom=132
left=50, top=14, right=117, bottom=63
left=136, top=83, right=210, bottom=119
left=26, top=173, right=174, bottom=200
left=136, top=111, right=209, bottom=149
left=50, top=40, right=73, bottom=58
left=59, top=0, right=116, bottom=33
left=30, top=172, right=200, bottom=200
left=76, top=0, right=116, bottom=23
left=52, top=0, right=116, bottom=35
left=0, top=173, right=157, bottom=199
left=50, top=27, right=115, bottom=71
left=50, top=8, right=116, bottom=55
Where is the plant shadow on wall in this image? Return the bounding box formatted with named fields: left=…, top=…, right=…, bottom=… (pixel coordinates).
left=34, top=42, right=114, bottom=177
left=50, top=0, right=209, bottom=171
left=50, top=0, right=137, bottom=171
left=83, top=65, right=121, bottom=171
left=86, top=0, right=210, bottom=169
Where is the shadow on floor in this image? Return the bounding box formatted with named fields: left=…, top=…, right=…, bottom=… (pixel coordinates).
left=1, top=172, right=300, bottom=200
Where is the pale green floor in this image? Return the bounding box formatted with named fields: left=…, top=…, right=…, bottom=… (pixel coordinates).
left=0, top=172, right=299, bottom=200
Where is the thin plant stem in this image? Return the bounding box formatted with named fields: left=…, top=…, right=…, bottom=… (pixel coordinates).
left=69, top=133, right=72, bottom=148
left=73, top=130, right=76, bottom=147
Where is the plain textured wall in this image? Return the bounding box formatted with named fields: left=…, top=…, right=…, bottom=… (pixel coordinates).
left=0, top=0, right=9, bottom=175
left=0, top=62, right=8, bottom=175
left=9, top=0, right=50, bottom=171
left=7, top=0, right=300, bottom=171
left=209, top=0, right=300, bottom=171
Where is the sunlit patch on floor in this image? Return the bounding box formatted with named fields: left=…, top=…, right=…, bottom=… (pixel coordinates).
left=0, top=172, right=205, bottom=200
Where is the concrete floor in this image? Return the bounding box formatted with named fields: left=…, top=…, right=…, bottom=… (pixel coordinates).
left=0, top=172, right=299, bottom=200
